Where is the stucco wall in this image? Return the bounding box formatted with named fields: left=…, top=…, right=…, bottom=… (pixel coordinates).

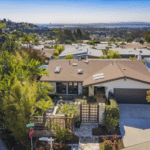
left=94, top=79, right=150, bottom=98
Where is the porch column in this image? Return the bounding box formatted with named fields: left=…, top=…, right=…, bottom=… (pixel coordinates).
left=89, top=86, right=94, bottom=96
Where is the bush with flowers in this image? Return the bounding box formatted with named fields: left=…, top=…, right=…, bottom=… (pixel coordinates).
left=102, top=136, right=109, bottom=141
left=103, top=140, right=113, bottom=150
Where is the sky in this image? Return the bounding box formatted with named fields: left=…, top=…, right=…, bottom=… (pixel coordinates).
left=0, top=0, right=150, bottom=24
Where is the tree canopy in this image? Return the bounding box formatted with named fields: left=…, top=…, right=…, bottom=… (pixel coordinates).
left=0, top=51, right=54, bottom=142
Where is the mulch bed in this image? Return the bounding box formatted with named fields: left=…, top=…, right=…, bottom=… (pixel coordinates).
left=99, top=137, right=124, bottom=150
left=92, top=125, right=121, bottom=136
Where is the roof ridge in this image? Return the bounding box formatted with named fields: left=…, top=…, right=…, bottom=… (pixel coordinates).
left=115, top=61, right=125, bottom=76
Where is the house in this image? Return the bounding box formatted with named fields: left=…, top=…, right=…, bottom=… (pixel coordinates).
left=145, top=58, right=150, bottom=71
left=112, top=47, right=150, bottom=59
left=58, top=45, right=103, bottom=59
left=40, top=59, right=150, bottom=104
left=40, top=48, right=55, bottom=60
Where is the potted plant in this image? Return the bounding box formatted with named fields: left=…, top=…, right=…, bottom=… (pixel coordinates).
left=74, top=117, right=80, bottom=128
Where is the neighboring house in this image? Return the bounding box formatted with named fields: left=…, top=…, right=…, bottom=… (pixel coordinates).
left=59, top=45, right=103, bottom=59
left=41, top=48, right=55, bottom=60
left=40, top=59, right=150, bottom=104
left=112, top=47, right=150, bottom=59
left=145, top=58, right=150, bottom=71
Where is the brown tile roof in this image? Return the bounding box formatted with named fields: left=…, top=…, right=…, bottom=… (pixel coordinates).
left=40, top=59, right=150, bottom=86
left=41, top=49, right=55, bottom=58
left=120, top=43, right=148, bottom=49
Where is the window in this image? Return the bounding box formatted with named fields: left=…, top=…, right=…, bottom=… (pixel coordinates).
left=68, top=82, right=78, bottom=94
left=56, top=82, right=66, bottom=94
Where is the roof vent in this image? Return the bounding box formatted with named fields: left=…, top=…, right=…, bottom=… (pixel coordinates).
left=55, top=67, right=61, bottom=73
left=73, top=63, right=77, bottom=66
left=78, top=69, right=83, bottom=74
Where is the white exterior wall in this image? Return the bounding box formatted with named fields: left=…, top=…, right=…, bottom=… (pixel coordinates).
left=94, top=79, right=150, bottom=99
left=50, top=82, right=56, bottom=94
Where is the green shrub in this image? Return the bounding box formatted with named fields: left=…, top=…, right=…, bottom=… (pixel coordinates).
left=33, top=110, right=42, bottom=116
left=86, top=41, right=95, bottom=45
left=52, top=55, right=60, bottom=59
left=65, top=40, right=73, bottom=44
left=82, top=87, right=88, bottom=96
left=55, top=127, right=72, bottom=144
left=120, top=42, right=126, bottom=45
left=83, top=96, right=86, bottom=100
left=93, top=40, right=100, bottom=44
left=103, top=140, right=113, bottom=150
left=54, top=50, right=59, bottom=56
left=65, top=54, right=75, bottom=59
left=57, top=46, right=64, bottom=53
left=57, top=103, right=78, bottom=117
left=142, top=59, right=145, bottom=64
left=104, top=99, right=119, bottom=132
left=92, top=46, right=97, bottom=49
left=77, top=40, right=83, bottom=43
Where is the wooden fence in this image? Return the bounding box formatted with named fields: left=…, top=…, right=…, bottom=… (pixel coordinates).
left=30, top=116, right=74, bottom=132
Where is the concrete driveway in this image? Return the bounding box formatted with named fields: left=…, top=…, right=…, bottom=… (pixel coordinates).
left=119, top=104, right=150, bottom=147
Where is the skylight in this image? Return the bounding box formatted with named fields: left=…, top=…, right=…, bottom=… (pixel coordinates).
left=93, top=73, right=104, bottom=80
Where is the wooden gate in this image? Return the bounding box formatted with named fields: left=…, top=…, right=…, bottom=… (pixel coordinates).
left=80, top=104, right=99, bottom=123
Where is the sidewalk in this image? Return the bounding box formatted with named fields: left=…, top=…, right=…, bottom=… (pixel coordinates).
left=122, top=141, right=150, bottom=150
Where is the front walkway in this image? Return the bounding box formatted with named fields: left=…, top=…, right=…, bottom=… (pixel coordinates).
left=73, top=124, right=100, bottom=150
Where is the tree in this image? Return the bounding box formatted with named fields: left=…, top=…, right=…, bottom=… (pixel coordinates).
left=83, top=31, right=90, bottom=40
left=144, top=34, right=150, bottom=43
left=1, top=38, right=20, bottom=52
left=126, top=36, right=133, bottom=43
left=11, top=30, right=22, bottom=41
left=0, top=51, right=54, bottom=142
left=21, top=33, right=33, bottom=48
left=0, top=78, right=38, bottom=141
left=100, top=50, right=121, bottom=59
left=76, top=28, right=82, bottom=40
left=139, top=39, right=144, bottom=45
left=65, top=54, right=75, bottom=59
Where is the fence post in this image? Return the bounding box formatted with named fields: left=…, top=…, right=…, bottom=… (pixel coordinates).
left=97, top=104, right=99, bottom=124
left=65, top=117, right=67, bottom=129
left=80, top=104, right=82, bottom=123
left=50, top=117, right=51, bottom=131
left=89, top=104, right=90, bottom=123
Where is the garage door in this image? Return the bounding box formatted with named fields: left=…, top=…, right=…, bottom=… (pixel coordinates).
left=114, top=88, right=149, bottom=104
